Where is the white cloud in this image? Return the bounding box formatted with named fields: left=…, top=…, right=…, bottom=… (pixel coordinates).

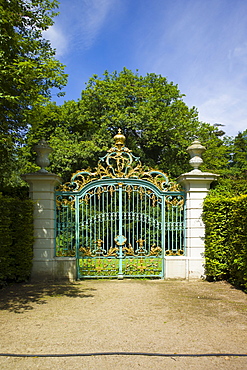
left=74, top=0, right=116, bottom=49
left=181, top=80, right=247, bottom=137
left=131, top=1, right=247, bottom=137
left=196, top=92, right=247, bottom=136
left=45, top=0, right=122, bottom=55
left=232, top=43, right=247, bottom=63
left=47, top=0, right=247, bottom=137
left=43, top=26, right=69, bottom=57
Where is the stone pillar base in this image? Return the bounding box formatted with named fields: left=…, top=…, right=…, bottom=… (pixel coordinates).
left=164, top=256, right=205, bottom=279
left=30, top=258, right=77, bottom=282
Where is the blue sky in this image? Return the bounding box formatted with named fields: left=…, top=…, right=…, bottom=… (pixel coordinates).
left=44, top=0, right=247, bottom=137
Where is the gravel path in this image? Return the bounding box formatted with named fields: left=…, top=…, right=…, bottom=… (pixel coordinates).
left=0, top=279, right=247, bottom=369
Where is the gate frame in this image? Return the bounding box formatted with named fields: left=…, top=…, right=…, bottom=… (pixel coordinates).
left=55, top=176, right=186, bottom=279
left=22, top=137, right=219, bottom=281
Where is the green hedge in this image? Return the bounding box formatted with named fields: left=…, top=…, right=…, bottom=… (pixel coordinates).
left=0, top=194, right=33, bottom=286
left=203, top=195, right=247, bottom=291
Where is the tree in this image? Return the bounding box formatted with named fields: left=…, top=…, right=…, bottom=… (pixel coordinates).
left=23, top=69, right=230, bottom=181
left=230, top=130, right=247, bottom=178
left=207, top=129, right=247, bottom=197
left=0, top=0, right=67, bottom=189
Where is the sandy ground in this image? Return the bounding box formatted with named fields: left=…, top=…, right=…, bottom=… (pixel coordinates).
left=0, top=279, right=246, bottom=370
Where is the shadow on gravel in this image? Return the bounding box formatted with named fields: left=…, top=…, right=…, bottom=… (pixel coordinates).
left=0, top=282, right=96, bottom=313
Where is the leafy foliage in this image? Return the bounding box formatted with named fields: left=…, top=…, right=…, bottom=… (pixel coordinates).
left=209, top=177, right=247, bottom=198
left=0, top=194, right=33, bottom=286
left=23, top=69, right=226, bottom=181
left=203, top=195, right=247, bottom=291
left=229, top=130, right=247, bottom=178
left=0, top=0, right=67, bottom=189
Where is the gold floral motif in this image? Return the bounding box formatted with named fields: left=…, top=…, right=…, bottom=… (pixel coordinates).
left=79, top=246, right=92, bottom=257
left=56, top=249, right=76, bottom=257
left=149, top=244, right=162, bottom=256
left=165, top=196, right=184, bottom=209
left=94, top=239, right=104, bottom=252
left=109, top=185, right=115, bottom=197
left=150, top=193, right=157, bottom=207
left=96, top=186, right=103, bottom=199
left=106, top=246, right=119, bottom=257
left=137, top=261, right=146, bottom=273
left=123, top=243, right=135, bottom=256
left=125, top=185, right=133, bottom=198
left=83, top=193, right=90, bottom=204
left=56, top=195, right=75, bottom=208
left=136, top=239, right=146, bottom=255
left=166, top=249, right=184, bottom=256
left=139, top=186, right=145, bottom=199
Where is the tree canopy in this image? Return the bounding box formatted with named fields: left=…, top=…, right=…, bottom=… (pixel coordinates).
left=0, top=0, right=67, bottom=189
left=23, top=68, right=230, bottom=182
left=230, top=130, right=247, bottom=177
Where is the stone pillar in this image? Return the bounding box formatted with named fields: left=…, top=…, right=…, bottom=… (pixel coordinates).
left=21, top=171, right=61, bottom=280
left=177, top=140, right=219, bottom=278
left=22, top=140, right=77, bottom=281
left=22, top=140, right=63, bottom=280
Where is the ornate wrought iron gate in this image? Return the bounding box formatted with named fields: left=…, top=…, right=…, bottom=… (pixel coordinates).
left=55, top=130, right=185, bottom=279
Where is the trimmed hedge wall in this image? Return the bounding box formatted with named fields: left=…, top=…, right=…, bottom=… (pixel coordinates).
left=0, top=194, right=33, bottom=286
left=203, top=195, right=247, bottom=291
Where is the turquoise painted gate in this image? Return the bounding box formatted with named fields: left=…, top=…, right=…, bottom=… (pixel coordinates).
left=55, top=130, right=185, bottom=279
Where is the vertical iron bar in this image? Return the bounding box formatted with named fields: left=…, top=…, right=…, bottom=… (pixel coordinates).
left=176, top=204, right=178, bottom=252
left=180, top=196, right=182, bottom=253
left=93, top=190, right=96, bottom=247
left=183, top=194, right=186, bottom=254
left=66, top=205, right=68, bottom=250
left=115, top=186, right=117, bottom=241
left=86, top=194, right=88, bottom=248
left=75, top=196, right=79, bottom=276
left=102, top=188, right=104, bottom=250
left=137, top=189, right=139, bottom=241
left=132, top=187, right=135, bottom=249
left=163, top=196, right=166, bottom=255
left=128, top=187, right=131, bottom=245
left=153, top=198, right=155, bottom=249
left=61, top=202, right=63, bottom=253
left=140, top=188, right=142, bottom=239
left=172, top=203, right=174, bottom=251
left=156, top=199, right=158, bottom=247
left=149, top=194, right=151, bottom=250
left=167, top=200, right=170, bottom=251
left=81, top=197, right=84, bottom=249
left=70, top=203, right=73, bottom=252
left=118, top=184, right=123, bottom=278
left=145, top=190, right=147, bottom=252
left=56, top=202, right=60, bottom=255
left=161, top=196, right=165, bottom=277
left=90, top=191, right=92, bottom=248
left=111, top=188, right=113, bottom=249
left=123, top=186, right=125, bottom=237
left=96, top=188, right=100, bottom=239
left=106, top=188, right=109, bottom=249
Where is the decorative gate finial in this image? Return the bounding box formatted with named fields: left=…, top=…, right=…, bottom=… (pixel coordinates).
left=114, top=128, right=126, bottom=150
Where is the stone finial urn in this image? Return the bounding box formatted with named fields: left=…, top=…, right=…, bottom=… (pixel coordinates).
left=187, top=140, right=206, bottom=171
left=33, top=139, right=53, bottom=172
